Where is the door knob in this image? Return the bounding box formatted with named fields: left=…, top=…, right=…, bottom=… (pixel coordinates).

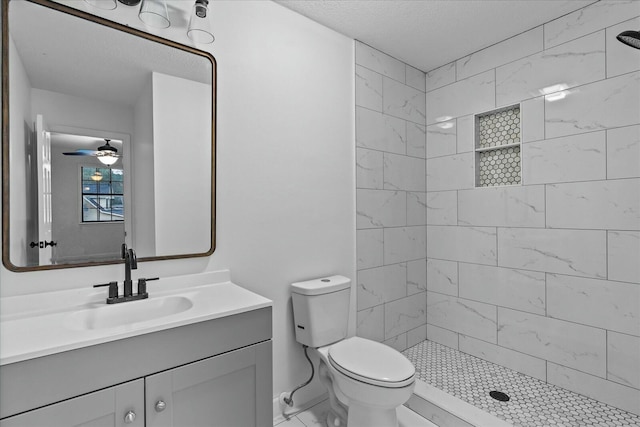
left=155, top=400, right=167, bottom=412
left=124, top=410, right=136, bottom=424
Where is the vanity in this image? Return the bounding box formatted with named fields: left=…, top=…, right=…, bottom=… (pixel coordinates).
left=0, top=271, right=273, bottom=426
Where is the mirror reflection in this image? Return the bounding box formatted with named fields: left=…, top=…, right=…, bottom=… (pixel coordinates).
left=3, top=0, right=216, bottom=271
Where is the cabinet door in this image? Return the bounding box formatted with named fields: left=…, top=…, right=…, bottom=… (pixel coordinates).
left=146, top=340, right=272, bottom=427
left=0, top=379, right=144, bottom=427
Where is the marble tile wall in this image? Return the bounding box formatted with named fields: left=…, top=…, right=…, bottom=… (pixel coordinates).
left=355, top=41, right=427, bottom=348
left=423, top=0, right=640, bottom=415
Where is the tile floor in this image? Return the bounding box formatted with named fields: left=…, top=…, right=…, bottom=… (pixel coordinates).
left=275, top=398, right=436, bottom=427
left=403, top=340, right=640, bottom=427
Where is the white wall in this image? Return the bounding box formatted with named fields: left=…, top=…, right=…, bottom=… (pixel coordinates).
left=151, top=72, right=211, bottom=256
left=8, top=35, right=32, bottom=267
left=1, top=0, right=355, bottom=413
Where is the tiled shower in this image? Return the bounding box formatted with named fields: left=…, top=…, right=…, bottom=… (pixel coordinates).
left=355, top=0, right=640, bottom=421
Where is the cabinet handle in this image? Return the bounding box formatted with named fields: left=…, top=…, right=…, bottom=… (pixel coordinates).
left=155, top=400, right=167, bottom=412
left=124, top=410, right=136, bottom=424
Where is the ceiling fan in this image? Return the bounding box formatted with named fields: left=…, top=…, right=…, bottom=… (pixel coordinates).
left=63, top=139, right=121, bottom=166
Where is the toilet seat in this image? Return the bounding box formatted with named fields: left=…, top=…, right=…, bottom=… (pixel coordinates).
left=328, top=337, right=415, bottom=388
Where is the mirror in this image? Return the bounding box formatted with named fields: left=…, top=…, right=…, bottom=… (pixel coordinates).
left=2, top=0, right=216, bottom=271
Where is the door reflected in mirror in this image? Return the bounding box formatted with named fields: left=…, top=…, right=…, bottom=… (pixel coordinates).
left=2, top=0, right=216, bottom=271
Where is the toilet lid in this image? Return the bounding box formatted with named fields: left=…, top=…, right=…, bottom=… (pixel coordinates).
left=328, top=337, right=415, bottom=388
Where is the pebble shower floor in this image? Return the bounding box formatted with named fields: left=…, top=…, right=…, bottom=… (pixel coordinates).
left=402, top=340, right=640, bottom=426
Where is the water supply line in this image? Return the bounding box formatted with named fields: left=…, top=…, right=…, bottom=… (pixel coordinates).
left=282, top=345, right=314, bottom=407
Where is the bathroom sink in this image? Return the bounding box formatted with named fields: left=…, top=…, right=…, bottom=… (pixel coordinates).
left=65, top=296, right=193, bottom=330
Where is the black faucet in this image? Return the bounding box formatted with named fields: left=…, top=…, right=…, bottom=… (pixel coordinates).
left=122, top=243, right=137, bottom=297
left=93, top=245, right=159, bottom=304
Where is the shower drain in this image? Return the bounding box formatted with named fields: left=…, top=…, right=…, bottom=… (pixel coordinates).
left=489, top=391, right=510, bottom=402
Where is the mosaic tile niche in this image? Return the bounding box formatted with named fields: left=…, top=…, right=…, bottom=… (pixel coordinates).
left=476, top=105, right=521, bottom=187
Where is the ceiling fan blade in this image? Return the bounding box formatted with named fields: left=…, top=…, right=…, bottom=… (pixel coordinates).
left=63, top=149, right=99, bottom=156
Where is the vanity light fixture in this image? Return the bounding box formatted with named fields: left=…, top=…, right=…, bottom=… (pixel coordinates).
left=83, top=0, right=117, bottom=10
left=84, top=0, right=215, bottom=43
left=138, top=0, right=170, bottom=29
left=187, top=0, right=215, bottom=44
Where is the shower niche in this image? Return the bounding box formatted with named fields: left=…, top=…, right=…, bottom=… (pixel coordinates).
left=474, top=105, right=522, bottom=187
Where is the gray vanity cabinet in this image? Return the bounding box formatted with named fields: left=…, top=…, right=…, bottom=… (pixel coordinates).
left=145, top=341, right=272, bottom=427
left=0, top=380, right=144, bottom=427
left=0, top=308, right=273, bottom=427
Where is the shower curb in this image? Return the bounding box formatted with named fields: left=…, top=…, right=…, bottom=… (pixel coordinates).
left=405, top=380, right=513, bottom=427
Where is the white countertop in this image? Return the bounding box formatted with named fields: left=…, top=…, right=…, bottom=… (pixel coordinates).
left=0, top=270, right=272, bottom=365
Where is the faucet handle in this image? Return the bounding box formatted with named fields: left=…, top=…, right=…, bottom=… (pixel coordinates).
left=94, top=281, right=119, bottom=299
left=137, top=277, right=159, bottom=295
left=121, top=243, right=128, bottom=259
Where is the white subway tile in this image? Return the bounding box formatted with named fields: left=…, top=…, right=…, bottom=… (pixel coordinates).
left=607, top=125, right=640, bottom=179
left=357, top=264, right=407, bottom=310
left=427, top=292, right=497, bottom=343
left=355, top=41, right=405, bottom=82
left=355, top=65, right=383, bottom=111
left=356, top=107, right=406, bottom=154
left=407, top=122, right=426, bottom=158
left=456, top=115, right=475, bottom=153
left=427, top=153, right=475, bottom=191
left=498, top=228, right=607, bottom=279
left=407, top=258, right=427, bottom=295
left=546, top=179, right=640, bottom=230
left=498, top=308, right=607, bottom=377
left=426, top=70, right=495, bottom=125
left=426, top=191, right=457, bottom=225
left=496, top=31, right=605, bottom=107
left=356, top=304, right=384, bottom=342
left=544, top=0, right=640, bottom=49
left=545, top=71, right=640, bottom=139
left=547, top=274, right=640, bottom=336
left=356, top=148, right=383, bottom=189
left=608, top=231, right=640, bottom=284
left=384, top=226, right=427, bottom=264
left=548, top=363, right=640, bottom=415
left=407, top=192, right=427, bottom=226
left=426, top=324, right=459, bottom=349
left=384, top=333, right=407, bottom=352
left=427, top=258, right=458, bottom=296
left=522, top=131, right=606, bottom=184
left=458, top=186, right=545, bottom=227
left=459, top=335, right=546, bottom=381
left=608, top=332, right=640, bottom=389
left=384, top=153, right=426, bottom=191
left=385, top=292, right=426, bottom=339
left=521, top=96, right=545, bottom=143
left=406, top=64, right=426, bottom=92
left=459, top=264, right=545, bottom=315
left=428, top=226, right=497, bottom=265
left=356, top=189, right=406, bottom=229
left=425, top=62, right=455, bottom=92
left=356, top=228, right=383, bottom=269
left=457, top=27, right=543, bottom=81
left=407, top=324, right=428, bottom=348
left=427, top=121, right=457, bottom=158
left=607, top=17, right=640, bottom=78
left=384, top=77, right=426, bottom=124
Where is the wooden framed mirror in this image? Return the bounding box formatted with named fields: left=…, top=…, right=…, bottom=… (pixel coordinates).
left=2, top=0, right=216, bottom=271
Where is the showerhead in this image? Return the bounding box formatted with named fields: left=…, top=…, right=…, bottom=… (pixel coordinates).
left=617, top=30, right=640, bottom=50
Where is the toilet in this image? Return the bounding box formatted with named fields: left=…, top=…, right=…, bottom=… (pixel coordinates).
left=291, top=276, right=416, bottom=427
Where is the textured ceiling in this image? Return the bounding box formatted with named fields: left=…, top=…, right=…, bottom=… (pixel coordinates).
left=274, top=0, right=596, bottom=72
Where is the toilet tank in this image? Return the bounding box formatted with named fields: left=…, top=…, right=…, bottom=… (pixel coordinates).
left=291, top=275, right=351, bottom=348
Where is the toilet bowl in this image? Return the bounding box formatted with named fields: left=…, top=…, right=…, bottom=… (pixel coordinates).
left=314, top=336, right=415, bottom=427
left=290, top=276, right=416, bottom=427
